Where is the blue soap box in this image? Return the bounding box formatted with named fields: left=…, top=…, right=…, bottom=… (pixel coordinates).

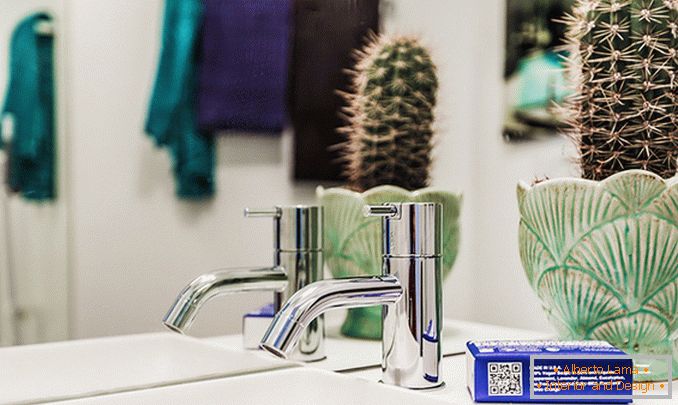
left=466, top=340, right=633, bottom=403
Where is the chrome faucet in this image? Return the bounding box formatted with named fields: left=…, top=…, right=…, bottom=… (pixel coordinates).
left=163, top=205, right=325, bottom=362
left=261, top=202, right=444, bottom=389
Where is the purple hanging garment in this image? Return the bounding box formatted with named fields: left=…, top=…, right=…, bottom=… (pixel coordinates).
left=197, top=0, right=291, bottom=133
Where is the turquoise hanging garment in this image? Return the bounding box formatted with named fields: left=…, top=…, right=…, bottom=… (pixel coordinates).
left=146, top=0, right=214, bottom=199
left=0, top=13, right=55, bottom=201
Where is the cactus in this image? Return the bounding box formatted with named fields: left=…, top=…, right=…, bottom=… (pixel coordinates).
left=339, top=34, right=438, bottom=192
left=561, top=0, right=677, bottom=180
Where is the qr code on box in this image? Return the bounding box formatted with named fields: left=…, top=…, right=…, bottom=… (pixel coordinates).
left=488, top=362, right=522, bottom=396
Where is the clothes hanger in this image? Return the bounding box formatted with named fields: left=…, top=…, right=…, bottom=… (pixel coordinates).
left=34, top=19, right=54, bottom=36
left=32, top=10, right=55, bottom=37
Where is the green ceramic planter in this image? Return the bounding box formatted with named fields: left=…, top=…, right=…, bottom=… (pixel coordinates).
left=518, top=170, right=677, bottom=380
left=317, top=185, right=461, bottom=339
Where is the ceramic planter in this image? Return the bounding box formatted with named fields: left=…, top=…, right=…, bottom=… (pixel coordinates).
left=518, top=170, right=677, bottom=380
left=317, top=185, right=461, bottom=339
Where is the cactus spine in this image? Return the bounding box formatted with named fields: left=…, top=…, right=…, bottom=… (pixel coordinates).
left=339, top=34, right=438, bottom=192
left=562, top=0, right=677, bottom=180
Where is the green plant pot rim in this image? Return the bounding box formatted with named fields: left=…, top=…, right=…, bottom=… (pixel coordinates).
left=317, top=184, right=463, bottom=200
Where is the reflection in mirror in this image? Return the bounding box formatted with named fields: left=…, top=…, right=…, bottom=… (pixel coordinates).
left=0, top=0, right=582, bottom=348
left=0, top=0, right=68, bottom=346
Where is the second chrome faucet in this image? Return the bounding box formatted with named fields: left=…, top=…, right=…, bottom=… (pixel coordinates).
left=163, top=205, right=325, bottom=362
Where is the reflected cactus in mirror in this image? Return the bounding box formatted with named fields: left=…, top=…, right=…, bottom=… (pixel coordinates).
left=338, top=34, right=438, bottom=192
left=320, top=34, right=460, bottom=339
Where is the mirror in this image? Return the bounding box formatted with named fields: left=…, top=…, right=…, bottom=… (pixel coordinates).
left=0, top=0, right=578, bottom=346
left=0, top=0, right=68, bottom=345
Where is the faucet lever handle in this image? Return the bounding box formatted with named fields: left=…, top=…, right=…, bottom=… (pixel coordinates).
left=244, top=208, right=281, bottom=218
left=366, top=202, right=442, bottom=257
left=245, top=205, right=322, bottom=251
left=364, top=204, right=398, bottom=217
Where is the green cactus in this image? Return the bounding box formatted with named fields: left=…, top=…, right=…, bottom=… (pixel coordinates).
left=561, top=0, right=677, bottom=180
left=339, top=34, right=439, bottom=192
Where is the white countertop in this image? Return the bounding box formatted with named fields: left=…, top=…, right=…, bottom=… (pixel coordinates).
left=0, top=333, right=292, bottom=405
left=1, top=319, right=673, bottom=405
left=206, top=318, right=675, bottom=405
left=55, top=367, right=451, bottom=405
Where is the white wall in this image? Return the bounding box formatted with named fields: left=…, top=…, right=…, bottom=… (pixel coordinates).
left=4, top=0, right=581, bottom=340
left=66, top=0, right=319, bottom=338
left=0, top=0, right=70, bottom=344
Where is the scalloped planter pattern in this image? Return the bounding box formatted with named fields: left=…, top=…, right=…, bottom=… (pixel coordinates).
left=317, top=186, right=461, bottom=339
left=518, top=170, right=677, bottom=379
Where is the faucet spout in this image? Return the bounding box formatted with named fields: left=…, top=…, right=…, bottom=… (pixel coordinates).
left=260, top=276, right=402, bottom=358
left=163, top=267, right=287, bottom=333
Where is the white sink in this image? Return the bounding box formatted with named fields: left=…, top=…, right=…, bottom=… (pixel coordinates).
left=58, top=367, right=452, bottom=405
left=0, top=332, right=292, bottom=405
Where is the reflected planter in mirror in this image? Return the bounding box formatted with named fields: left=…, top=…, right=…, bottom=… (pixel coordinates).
left=317, top=185, right=461, bottom=339
left=518, top=170, right=678, bottom=380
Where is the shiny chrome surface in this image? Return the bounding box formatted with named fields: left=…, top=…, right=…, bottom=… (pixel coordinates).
left=274, top=250, right=324, bottom=359
left=261, top=202, right=444, bottom=389
left=382, top=256, right=442, bottom=388
left=162, top=267, right=287, bottom=333
left=246, top=205, right=322, bottom=252
left=375, top=202, right=442, bottom=257
left=163, top=205, right=325, bottom=361
left=260, top=276, right=402, bottom=357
